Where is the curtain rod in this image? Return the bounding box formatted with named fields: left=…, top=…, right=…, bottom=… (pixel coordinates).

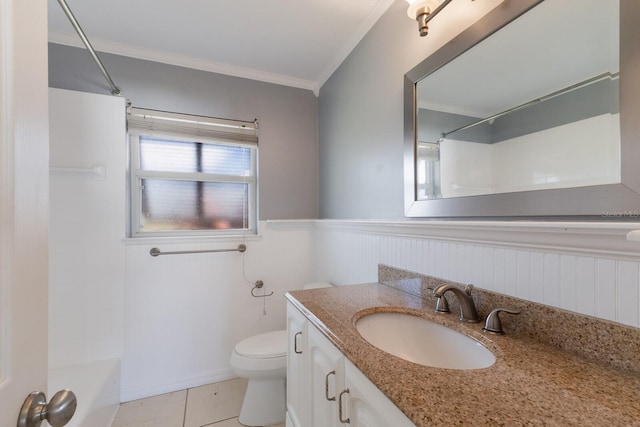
left=56, top=0, right=122, bottom=96
left=441, top=71, right=619, bottom=140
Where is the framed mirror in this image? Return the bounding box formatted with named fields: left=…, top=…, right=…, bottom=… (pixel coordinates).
left=404, top=0, right=640, bottom=219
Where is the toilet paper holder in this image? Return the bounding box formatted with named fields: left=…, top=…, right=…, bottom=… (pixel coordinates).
left=251, top=280, right=274, bottom=298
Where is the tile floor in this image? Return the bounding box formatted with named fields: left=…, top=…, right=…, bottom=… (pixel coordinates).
left=111, top=378, right=285, bottom=427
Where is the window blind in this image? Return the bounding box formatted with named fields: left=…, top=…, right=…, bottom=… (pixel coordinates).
left=128, top=107, right=258, bottom=146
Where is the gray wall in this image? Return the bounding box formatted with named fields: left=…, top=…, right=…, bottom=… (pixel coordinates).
left=318, top=1, right=432, bottom=219
left=48, top=43, right=319, bottom=220
left=318, top=1, right=504, bottom=219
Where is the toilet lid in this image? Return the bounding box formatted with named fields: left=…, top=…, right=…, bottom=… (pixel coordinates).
left=235, top=330, right=287, bottom=358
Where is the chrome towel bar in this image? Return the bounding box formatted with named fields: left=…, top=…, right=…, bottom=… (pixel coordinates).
left=149, top=244, right=247, bottom=257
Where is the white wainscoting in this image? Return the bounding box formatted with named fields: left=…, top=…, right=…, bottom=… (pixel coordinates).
left=314, top=220, right=640, bottom=328
left=121, top=220, right=316, bottom=402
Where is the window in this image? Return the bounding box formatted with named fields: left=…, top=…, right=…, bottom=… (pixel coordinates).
left=128, top=108, right=258, bottom=237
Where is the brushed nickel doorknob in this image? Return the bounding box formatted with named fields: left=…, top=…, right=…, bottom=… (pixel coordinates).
left=17, top=389, right=77, bottom=427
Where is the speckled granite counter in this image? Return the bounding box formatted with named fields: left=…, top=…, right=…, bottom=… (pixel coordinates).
left=286, top=281, right=640, bottom=426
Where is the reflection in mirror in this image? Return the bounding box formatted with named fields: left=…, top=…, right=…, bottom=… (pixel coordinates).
left=415, top=0, right=620, bottom=200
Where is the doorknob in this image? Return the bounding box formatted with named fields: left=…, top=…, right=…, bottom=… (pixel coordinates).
left=17, top=389, right=77, bottom=427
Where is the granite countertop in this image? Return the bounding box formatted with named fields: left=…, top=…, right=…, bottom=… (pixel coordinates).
left=286, top=283, right=640, bottom=426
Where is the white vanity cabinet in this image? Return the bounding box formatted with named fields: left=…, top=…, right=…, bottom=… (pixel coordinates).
left=286, top=303, right=308, bottom=427
left=342, top=359, right=415, bottom=427
left=286, top=301, right=415, bottom=427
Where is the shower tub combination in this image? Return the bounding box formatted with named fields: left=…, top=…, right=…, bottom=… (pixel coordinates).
left=48, top=358, right=120, bottom=427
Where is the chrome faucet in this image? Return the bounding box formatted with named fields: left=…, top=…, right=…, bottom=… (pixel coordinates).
left=432, top=284, right=480, bottom=323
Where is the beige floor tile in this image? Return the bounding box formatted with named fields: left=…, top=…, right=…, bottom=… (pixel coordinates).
left=205, top=417, right=244, bottom=426
left=184, top=378, right=248, bottom=427
left=204, top=417, right=284, bottom=427
left=111, top=390, right=187, bottom=427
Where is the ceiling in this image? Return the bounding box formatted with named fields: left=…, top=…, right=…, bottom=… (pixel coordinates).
left=47, top=0, right=395, bottom=94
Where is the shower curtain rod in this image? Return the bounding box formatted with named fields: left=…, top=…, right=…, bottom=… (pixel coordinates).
left=440, top=71, right=619, bottom=140
left=56, top=0, right=122, bottom=96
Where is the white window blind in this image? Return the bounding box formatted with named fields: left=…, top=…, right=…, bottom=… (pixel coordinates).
left=128, top=107, right=258, bottom=146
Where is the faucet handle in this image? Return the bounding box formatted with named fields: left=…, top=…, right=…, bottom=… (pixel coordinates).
left=483, top=307, right=520, bottom=335
left=434, top=295, right=450, bottom=313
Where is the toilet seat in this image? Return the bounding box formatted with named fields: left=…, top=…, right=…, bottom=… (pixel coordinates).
left=235, top=330, right=287, bottom=358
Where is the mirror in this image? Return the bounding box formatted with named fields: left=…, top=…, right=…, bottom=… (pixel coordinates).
left=404, top=0, right=640, bottom=219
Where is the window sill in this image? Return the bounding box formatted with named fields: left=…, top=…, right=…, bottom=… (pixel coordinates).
left=123, top=233, right=262, bottom=246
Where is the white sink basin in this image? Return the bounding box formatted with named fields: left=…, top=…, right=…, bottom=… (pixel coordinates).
left=355, top=311, right=495, bottom=370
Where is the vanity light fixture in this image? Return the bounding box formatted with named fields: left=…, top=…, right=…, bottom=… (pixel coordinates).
left=406, top=0, right=453, bottom=36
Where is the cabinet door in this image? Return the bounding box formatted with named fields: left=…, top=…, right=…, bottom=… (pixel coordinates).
left=308, top=325, right=345, bottom=427
left=287, top=303, right=309, bottom=427
left=343, top=360, right=416, bottom=427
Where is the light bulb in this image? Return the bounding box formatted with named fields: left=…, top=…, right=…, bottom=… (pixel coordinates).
left=406, top=0, right=442, bottom=36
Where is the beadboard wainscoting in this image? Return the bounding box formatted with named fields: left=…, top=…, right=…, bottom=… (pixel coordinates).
left=121, top=220, right=316, bottom=402
left=313, top=220, right=640, bottom=329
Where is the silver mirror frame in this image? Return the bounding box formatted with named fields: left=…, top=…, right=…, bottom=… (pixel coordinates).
left=404, top=0, right=640, bottom=219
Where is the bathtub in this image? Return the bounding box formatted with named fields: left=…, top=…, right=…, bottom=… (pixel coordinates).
left=48, top=359, right=120, bottom=427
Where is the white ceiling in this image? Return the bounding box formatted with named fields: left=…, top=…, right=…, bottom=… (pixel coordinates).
left=47, top=0, right=395, bottom=94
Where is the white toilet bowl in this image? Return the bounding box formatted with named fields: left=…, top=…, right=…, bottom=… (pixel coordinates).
left=230, top=282, right=333, bottom=426
left=231, top=330, right=287, bottom=426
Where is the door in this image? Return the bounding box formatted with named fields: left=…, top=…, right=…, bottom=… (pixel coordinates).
left=0, top=0, right=50, bottom=425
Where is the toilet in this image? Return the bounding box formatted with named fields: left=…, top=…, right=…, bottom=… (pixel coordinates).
left=230, top=282, right=333, bottom=426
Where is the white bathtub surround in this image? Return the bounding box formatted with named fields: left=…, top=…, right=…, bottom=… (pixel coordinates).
left=440, top=113, right=621, bottom=198
left=48, top=359, right=120, bottom=427
left=48, top=88, right=127, bottom=370
left=48, top=89, right=126, bottom=427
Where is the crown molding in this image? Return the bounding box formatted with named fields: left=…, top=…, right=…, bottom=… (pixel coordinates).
left=48, top=32, right=318, bottom=94
left=316, top=0, right=396, bottom=91
left=49, top=0, right=395, bottom=98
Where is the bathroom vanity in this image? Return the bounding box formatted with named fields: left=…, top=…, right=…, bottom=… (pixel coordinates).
left=286, top=300, right=414, bottom=427
left=285, top=278, right=640, bottom=426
